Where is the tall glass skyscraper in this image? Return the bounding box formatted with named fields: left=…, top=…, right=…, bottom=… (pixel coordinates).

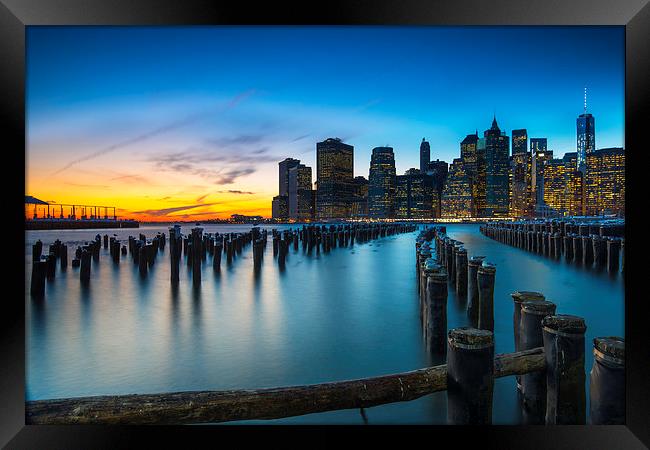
left=483, top=116, right=510, bottom=217
left=420, top=138, right=430, bottom=173
left=278, top=158, right=300, bottom=197
left=577, top=113, right=596, bottom=174
left=368, top=146, right=396, bottom=218
left=316, top=138, right=354, bottom=219
left=288, top=163, right=313, bottom=220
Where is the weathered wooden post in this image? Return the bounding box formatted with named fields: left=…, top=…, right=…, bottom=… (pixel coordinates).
left=60, top=244, right=68, bottom=270
left=606, top=238, right=621, bottom=273
left=30, top=260, right=47, bottom=296
left=455, top=247, right=468, bottom=297
left=477, top=262, right=496, bottom=332
left=80, top=249, right=91, bottom=282
left=32, top=240, right=43, bottom=262
left=582, top=235, right=594, bottom=266
left=589, top=337, right=625, bottom=424
left=592, top=235, right=606, bottom=268
left=191, top=228, right=202, bottom=285
left=519, top=300, right=556, bottom=424
left=425, top=268, right=448, bottom=354
left=511, top=291, right=545, bottom=390
left=138, top=245, right=148, bottom=276
left=466, top=256, right=485, bottom=327
left=542, top=315, right=587, bottom=424
left=447, top=327, right=494, bottom=424
left=45, top=253, right=56, bottom=280
left=169, top=227, right=180, bottom=284
left=103, top=234, right=108, bottom=249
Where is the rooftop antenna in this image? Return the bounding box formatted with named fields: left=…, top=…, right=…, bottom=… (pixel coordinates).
left=584, top=86, right=588, bottom=114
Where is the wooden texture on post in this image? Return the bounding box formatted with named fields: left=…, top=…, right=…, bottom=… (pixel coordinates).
left=25, top=347, right=544, bottom=425
left=477, top=262, right=496, bottom=332
left=589, top=337, right=625, bottom=424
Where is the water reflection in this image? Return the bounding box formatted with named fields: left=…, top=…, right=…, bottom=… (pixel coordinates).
left=25, top=224, right=623, bottom=424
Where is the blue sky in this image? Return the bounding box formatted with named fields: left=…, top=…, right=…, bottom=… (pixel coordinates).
left=26, top=26, right=624, bottom=217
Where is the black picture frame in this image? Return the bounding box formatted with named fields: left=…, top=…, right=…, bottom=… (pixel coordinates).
left=2, top=0, right=648, bottom=447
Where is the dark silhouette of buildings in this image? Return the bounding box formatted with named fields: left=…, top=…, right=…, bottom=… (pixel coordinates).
left=396, top=168, right=434, bottom=219
left=420, top=138, right=430, bottom=173
left=288, top=163, right=313, bottom=220
left=351, top=176, right=369, bottom=218
left=512, top=129, right=528, bottom=155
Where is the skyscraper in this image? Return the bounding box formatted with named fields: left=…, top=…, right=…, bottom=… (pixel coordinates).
left=530, top=138, right=551, bottom=209
left=426, top=159, right=448, bottom=218
left=483, top=116, right=510, bottom=217
left=395, top=169, right=434, bottom=219
left=577, top=89, right=596, bottom=174
left=542, top=158, right=567, bottom=215
left=460, top=133, right=479, bottom=216
left=368, top=146, right=397, bottom=219
left=585, top=147, right=625, bottom=216
left=271, top=195, right=288, bottom=220
left=316, top=138, right=354, bottom=219
left=512, top=129, right=528, bottom=155
left=420, top=138, right=430, bottom=173
left=288, top=163, right=313, bottom=220
left=351, top=176, right=369, bottom=218
left=441, top=158, right=473, bottom=218
left=278, top=158, right=300, bottom=197
left=510, top=150, right=534, bottom=218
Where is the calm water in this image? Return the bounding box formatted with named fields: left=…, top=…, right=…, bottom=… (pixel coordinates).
left=25, top=224, right=624, bottom=424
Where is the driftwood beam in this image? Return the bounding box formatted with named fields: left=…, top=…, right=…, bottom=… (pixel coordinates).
left=26, top=347, right=545, bottom=425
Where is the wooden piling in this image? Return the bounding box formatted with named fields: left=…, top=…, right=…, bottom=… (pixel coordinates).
left=30, top=260, right=47, bottom=296
left=542, top=315, right=587, bottom=424
left=80, top=249, right=91, bottom=282
left=606, top=238, right=621, bottom=272
left=447, top=327, right=494, bottom=425
left=455, top=247, right=468, bottom=297
left=425, top=270, right=448, bottom=354
left=477, top=262, right=496, bottom=332
left=60, top=244, right=68, bottom=270
left=519, top=300, right=556, bottom=424
left=511, top=291, right=545, bottom=390
left=589, top=337, right=624, bottom=424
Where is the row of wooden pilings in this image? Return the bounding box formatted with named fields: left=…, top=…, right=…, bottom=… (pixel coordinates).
left=480, top=220, right=624, bottom=272
left=414, top=225, right=624, bottom=425
left=30, top=223, right=417, bottom=296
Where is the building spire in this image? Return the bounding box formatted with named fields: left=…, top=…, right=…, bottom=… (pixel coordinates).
left=584, top=86, right=588, bottom=114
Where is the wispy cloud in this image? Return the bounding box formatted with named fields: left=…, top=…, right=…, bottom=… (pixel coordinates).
left=51, top=89, right=256, bottom=175
left=64, top=182, right=111, bottom=189
left=109, top=174, right=153, bottom=185
left=217, top=189, right=255, bottom=195
left=132, top=202, right=220, bottom=217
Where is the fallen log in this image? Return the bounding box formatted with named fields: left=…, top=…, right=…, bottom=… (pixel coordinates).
left=26, top=347, right=545, bottom=425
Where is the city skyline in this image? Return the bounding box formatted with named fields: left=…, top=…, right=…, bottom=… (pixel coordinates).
left=26, top=26, right=624, bottom=221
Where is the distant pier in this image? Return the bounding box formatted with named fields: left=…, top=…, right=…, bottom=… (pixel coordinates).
left=25, top=196, right=139, bottom=230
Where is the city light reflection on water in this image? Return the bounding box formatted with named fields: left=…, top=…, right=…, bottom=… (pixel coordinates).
left=25, top=223, right=623, bottom=424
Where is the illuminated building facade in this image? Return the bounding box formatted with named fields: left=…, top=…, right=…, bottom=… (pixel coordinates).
left=395, top=169, right=434, bottom=219
left=543, top=158, right=566, bottom=214
left=316, top=138, right=354, bottom=219
left=288, top=163, right=313, bottom=220
left=420, top=138, right=430, bottom=173
left=460, top=133, right=480, bottom=216
left=512, top=129, right=528, bottom=155
left=531, top=140, right=552, bottom=209
left=509, top=150, right=534, bottom=217
left=426, top=159, right=448, bottom=218
left=351, top=176, right=369, bottom=218
left=585, top=147, right=625, bottom=216
left=368, top=147, right=397, bottom=218
left=441, top=158, right=473, bottom=218
left=484, top=117, right=510, bottom=217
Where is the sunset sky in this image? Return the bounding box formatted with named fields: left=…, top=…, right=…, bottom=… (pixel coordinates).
left=26, top=26, right=624, bottom=221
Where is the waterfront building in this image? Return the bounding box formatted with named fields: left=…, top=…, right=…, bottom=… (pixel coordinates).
left=483, top=116, right=510, bottom=217
left=441, top=158, right=473, bottom=219
left=509, top=150, right=534, bottom=217
left=368, top=146, right=397, bottom=219
left=531, top=141, right=553, bottom=209
left=585, top=147, right=625, bottom=216
left=271, top=195, right=288, bottom=220
left=395, top=169, right=434, bottom=219
left=577, top=91, right=596, bottom=174
left=542, top=158, right=566, bottom=215
left=279, top=158, right=300, bottom=197
left=316, top=138, right=354, bottom=219
left=512, top=129, right=528, bottom=155
left=460, top=133, right=480, bottom=216
left=288, top=163, right=313, bottom=220
left=420, top=138, right=430, bottom=173
left=425, top=159, right=448, bottom=218
left=351, top=176, right=369, bottom=218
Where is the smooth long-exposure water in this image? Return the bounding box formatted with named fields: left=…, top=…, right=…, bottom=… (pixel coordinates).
left=25, top=224, right=624, bottom=424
